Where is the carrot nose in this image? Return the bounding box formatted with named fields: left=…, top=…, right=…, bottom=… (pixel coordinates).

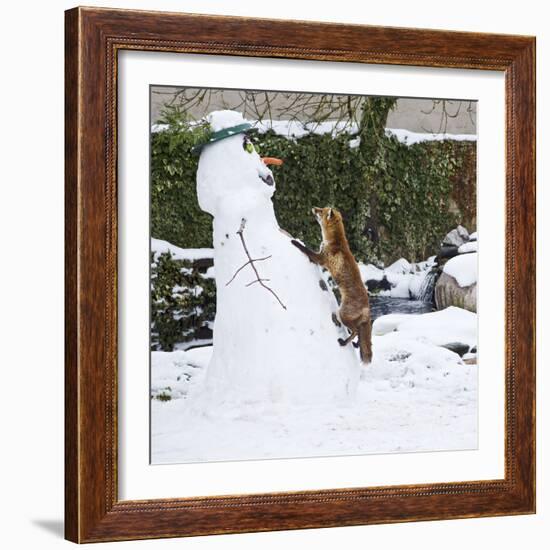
left=261, top=157, right=283, bottom=166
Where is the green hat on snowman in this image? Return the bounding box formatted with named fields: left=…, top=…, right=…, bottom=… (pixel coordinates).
left=191, top=111, right=252, bottom=155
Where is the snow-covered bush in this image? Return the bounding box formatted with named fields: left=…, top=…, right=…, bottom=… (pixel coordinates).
left=151, top=246, right=215, bottom=351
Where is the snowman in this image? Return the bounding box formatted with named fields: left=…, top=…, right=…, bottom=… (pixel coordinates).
left=192, top=110, right=359, bottom=409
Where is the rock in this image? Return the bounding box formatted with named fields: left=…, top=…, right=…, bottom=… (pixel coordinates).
left=442, top=225, right=469, bottom=247
left=440, top=342, right=470, bottom=357
left=456, top=225, right=470, bottom=241
left=193, top=257, right=215, bottom=271
left=366, top=276, right=392, bottom=292
left=435, top=272, right=476, bottom=313
left=194, top=325, right=213, bottom=340
left=437, top=245, right=459, bottom=261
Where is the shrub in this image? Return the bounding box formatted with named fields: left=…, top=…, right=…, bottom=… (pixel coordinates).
left=151, top=108, right=476, bottom=265
left=150, top=251, right=216, bottom=351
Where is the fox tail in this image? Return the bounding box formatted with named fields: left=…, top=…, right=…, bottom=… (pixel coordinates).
left=358, top=321, right=372, bottom=365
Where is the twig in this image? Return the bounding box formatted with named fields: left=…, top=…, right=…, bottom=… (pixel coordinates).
left=246, top=279, right=270, bottom=287
left=227, top=218, right=287, bottom=310
left=225, top=255, right=271, bottom=286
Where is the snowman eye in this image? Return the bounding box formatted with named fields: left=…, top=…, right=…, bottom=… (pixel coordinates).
left=243, top=137, right=255, bottom=154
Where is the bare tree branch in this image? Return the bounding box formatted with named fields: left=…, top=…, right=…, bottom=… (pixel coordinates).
left=225, top=255, right=272, bottom=286
left=226, top=218, right=287, bottom=310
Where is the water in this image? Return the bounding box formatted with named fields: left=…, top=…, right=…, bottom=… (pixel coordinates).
left=416, top=269, right=438, bottom=303
left=370, top=296, right=434, bottom=322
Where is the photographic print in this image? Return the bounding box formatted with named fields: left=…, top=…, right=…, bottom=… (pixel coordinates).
left=149, top=86, right=478, bottom=464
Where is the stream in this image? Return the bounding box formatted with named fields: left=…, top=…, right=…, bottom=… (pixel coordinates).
left=369, top=296, right=434, bottom=322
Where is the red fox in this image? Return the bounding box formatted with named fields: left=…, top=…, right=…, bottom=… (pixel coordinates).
left=291, top=207, right=373, bottom=364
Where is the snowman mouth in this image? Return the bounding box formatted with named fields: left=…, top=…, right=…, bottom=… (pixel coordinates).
left=259, top=173, right=274, bottom=186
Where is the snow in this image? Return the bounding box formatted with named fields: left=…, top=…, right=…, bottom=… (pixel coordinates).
left=386, top=258, right=411, bottom=274
left=358, top=262, right=384, bottom=282
left=386, top=273, right=412, bottom=298
left=207, top=110, right=248, bottom=132
left=151, top=238, right=214, bottom=261
left=255, top=119, right=357, bottom=139
left=151, top=348, right=212, bottom=400
left=469, top=231, right=478, bottom=241
left=443, top=252, right=478, bottom=287
left=385, top=128, right=477, bottom=146
left=151, top=305, right=478, bottom=463
left=152, top=118, right=477, bottom=146
left=459, top=241, right=478, bottom=254
left=202, top=266, right=216, bottom=279
left=372, top=306, right=477, bottom=350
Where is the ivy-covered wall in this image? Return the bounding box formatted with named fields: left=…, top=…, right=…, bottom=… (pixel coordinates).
left=151, top=110, right=476, bottom=266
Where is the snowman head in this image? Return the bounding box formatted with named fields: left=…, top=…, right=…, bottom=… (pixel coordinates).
left=196, top=110, right=283, bottom=216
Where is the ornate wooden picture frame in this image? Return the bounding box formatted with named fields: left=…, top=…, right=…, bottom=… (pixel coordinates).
left=65, top=6, right=535, bottom=543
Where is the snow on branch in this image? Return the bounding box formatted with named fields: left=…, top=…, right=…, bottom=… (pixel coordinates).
left=226, top=218, right=287, bottom=310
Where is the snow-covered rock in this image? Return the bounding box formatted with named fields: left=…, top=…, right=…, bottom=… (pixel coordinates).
left=435, top=253, right=477, bottom=312
left=358, top=263, right=385, bottom=282
left=443, top=252, right=477, bottom=287
left=372, top=306, right=476, bottom=350
left=458, top=241, right=478, bottom=254
left=442, top=225, right=470, bottom=247
left=360, top=256, right=436, bottom=300
left=386, top=258, right=411, bottom=274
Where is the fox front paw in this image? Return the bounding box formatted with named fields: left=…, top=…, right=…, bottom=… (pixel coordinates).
left=291, top=240, right=317, bottom=264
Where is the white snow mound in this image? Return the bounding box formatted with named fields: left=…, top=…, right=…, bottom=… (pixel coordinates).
left=443, top=252, right=478, bottom=287
left=372, top=306, right=477, bottom=349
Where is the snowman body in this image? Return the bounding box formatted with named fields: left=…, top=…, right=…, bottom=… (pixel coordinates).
left=194, top=111, right=359, bottom=408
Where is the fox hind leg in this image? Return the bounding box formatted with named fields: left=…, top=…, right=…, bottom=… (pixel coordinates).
left=338, top=328, right=358, bottom=347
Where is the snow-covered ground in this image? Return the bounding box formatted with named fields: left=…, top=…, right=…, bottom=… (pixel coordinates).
left=151, top=306, right=477, bottom=464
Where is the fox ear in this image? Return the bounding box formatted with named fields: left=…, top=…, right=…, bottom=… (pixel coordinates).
left=327, top=208, right=333, bottom=220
